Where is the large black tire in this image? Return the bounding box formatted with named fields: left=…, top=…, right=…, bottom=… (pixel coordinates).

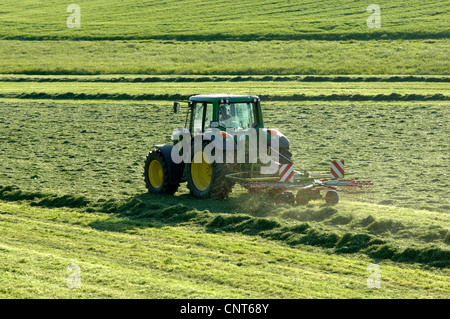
left=144, top=150, right=179, bottom=195
left=186, top=143, right=233, bottom=200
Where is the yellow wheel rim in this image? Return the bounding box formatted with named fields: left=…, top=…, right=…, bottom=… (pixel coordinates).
left=191, top=151, right=212, bottom=191
left=148, top=159, right=163, bottom=188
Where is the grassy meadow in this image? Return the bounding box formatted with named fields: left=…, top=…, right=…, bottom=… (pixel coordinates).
left=0, top=0, right=449, bottom=300
left=0, top=39, right=448, bottom=75
left=0, top=0, right=448, bottom=75
left=1, top=201, right=448, bottom=299
left=0, top=0, right=448, bottom=40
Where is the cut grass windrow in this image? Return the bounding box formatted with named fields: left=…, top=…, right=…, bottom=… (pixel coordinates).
left=1, top=185, right=448, bottom=269
left=1, top=200, right=449, bottom=299
left=0, top=93, right=448, bottom=101
left=2, top=32, right=449, bottom=42
left=1, top=75, right=449, bottom=83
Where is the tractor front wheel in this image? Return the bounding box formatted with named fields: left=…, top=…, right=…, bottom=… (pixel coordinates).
left=186, top=143, right=233, bottom=200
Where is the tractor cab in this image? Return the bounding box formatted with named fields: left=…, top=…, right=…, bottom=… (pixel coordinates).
left=175, top=94, right=264, bottom=137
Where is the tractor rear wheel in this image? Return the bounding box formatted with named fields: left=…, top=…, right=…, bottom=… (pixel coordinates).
left=144, top=150, right=179, bottom=195
left=186, top=143, right=233, bottom=200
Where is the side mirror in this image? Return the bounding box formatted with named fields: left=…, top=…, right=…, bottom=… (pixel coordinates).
left=173, top=102, right=180, bottom=114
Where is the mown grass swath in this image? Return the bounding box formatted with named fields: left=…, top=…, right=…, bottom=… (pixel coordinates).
left=0, top=184, right=449, bottom=269
left=0, top=78, right=449, bottom=98
left=1, top=200, right=448, bottom=298
left=1, top=75, right=449, bottom=82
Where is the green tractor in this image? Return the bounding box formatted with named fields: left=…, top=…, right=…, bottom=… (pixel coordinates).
left=143, top=94, right=292, bottom=200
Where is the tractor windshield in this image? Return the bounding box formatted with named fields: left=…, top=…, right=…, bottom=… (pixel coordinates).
left=218, top=102, right=258, bottom=130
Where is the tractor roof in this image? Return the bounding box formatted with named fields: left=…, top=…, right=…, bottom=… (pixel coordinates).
left=189, top=94, right=260, bottom=103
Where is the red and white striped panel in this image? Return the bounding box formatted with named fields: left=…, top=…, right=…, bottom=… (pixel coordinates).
left=279, top=164, right=294, bottom=182
left=331, top=160, right=345, bottom=179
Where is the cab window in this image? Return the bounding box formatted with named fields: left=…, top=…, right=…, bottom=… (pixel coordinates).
left=218, top=102, right=258, bottom=130
left=191, top=102, right=213, bottom=135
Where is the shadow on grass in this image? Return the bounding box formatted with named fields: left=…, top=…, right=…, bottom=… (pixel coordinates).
left=0, top=185, right=89, bottom=208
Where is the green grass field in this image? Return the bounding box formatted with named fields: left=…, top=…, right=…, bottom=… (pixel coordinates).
left=0, top=0, right=448, bottom=300
left=1, top=1, right=448, bottom=75
left=1, top=201, right=448, bottom=298
left=1, top=39, right=448, bottom=75
left=1, top=0, right=448, bottom=40
left=0, top=97, right=448, bottom=275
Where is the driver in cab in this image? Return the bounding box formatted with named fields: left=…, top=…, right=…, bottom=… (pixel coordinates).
left=218, top=104, right=233, bottom=127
